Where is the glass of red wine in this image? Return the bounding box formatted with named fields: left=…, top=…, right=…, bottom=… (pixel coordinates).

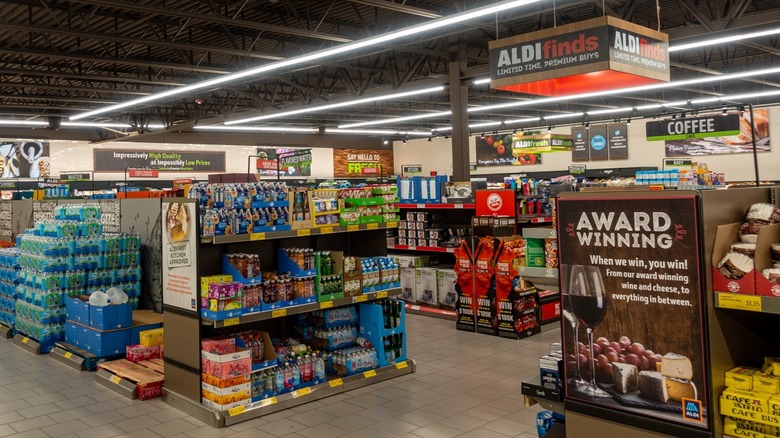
left=561, top=264, right=587, bottom=388
left=569, top=264, right=610, bottom=397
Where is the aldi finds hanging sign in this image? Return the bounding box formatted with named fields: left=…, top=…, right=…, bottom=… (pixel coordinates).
left=646, top=114, right=741, bottom=141
left=489, top=16, right=669, bottom=96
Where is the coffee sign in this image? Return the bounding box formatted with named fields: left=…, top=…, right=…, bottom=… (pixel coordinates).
left=646, top=115, right=740, bottom=141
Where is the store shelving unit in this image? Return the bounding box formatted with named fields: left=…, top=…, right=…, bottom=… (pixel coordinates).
left=714, top=292, right=780, bottom=313
left=162, top=200, right=414, bottom=428
left=395, top=202, right=475, bottom=209
left=387, top=244, right=455, bottom=253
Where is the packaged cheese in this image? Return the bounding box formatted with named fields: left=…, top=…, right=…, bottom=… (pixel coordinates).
left=727, top=367, right=764, bottom=390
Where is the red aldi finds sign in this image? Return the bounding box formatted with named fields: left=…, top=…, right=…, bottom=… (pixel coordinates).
left=476, top=189, right=515, bottom=217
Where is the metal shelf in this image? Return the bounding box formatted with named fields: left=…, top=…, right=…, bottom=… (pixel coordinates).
left=204, top=222, right=398, bottom=245
left=388, top=244, right=456, bottom=253
left=520, top=266, right=559, bottom=279
left=517, top=215, right=553, bottom=224
left=219, top=360, right=416, bottom=426
left=522, top=227, right=557, bottom=239
left=404, top=303, right=457, bottom=320
left=395, top=203, right=475, bottom=209
left=715, top=292, right=780, bottom=314
left=202, top=288, right=402, bottom=328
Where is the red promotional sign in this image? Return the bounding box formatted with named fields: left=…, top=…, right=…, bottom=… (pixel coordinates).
left=128, top=169, right=159, bottom=178
left=361, top=166, right=381, bottom=175
left=476, top=189, right=515, bottom=217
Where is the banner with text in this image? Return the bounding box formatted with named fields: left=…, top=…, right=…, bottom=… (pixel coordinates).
left=589, top=125, right=609, bottom=161
left=571, top=126, right=589, bottom=162
left=256, top=147, right=312, bottom=176
left=657, top=110, right=771, bottom=157
left=557, top=193, right=708, bottom=430
left=162, top=200, right=198, bottom=312
left=0, top=141, right=50, bottom=178
left=94, top=149, right=225, bottom=172
left=333, top=149, right=394, bottom=177
left=608, top=123, right=629, bottom=160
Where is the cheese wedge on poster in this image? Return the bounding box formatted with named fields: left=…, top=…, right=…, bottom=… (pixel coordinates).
left=639, top=371, right=669, bottom=403
left=661, top=353, right=693, bottom=380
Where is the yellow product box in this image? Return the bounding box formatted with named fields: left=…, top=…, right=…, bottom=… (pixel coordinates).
left=139, top=328, right=164, bottom=347
left=755, top=375, right=780, bottom=396
left=768, top=395, right=780, bottom=417
left=725, top=424, right=778, bottom=438
left=728, top=367, right=765, bottom=390
left=200, top=275, right=232, bottom=298
left=726, top=416, right=780, bottom=437
left=721, top=397, right=780, bottom=428
left=201, top=388, right=250, bottom=405
left=723, top=388, right=771, bottom=413
left=765, top=358, right=780, bottom=377
left=201, top=374, right=250, bottom=389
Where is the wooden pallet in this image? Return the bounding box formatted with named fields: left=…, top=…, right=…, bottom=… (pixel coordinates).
left=96, top=358, right=165, bottom=400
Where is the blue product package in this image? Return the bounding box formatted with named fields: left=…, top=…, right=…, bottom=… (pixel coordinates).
left=536, top=411, right=557, bottom=437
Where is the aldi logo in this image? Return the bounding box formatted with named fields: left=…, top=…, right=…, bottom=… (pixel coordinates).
left=682, top=398, right=703, bottom=422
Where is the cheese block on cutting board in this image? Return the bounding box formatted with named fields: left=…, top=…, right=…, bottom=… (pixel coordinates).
left=612, top=362, right=639, bottom=394
left=639, top=371, right=669, bottom=403
left=666, top=377, right=697, bottom=402
left=661, top=353, right=693, bottom=380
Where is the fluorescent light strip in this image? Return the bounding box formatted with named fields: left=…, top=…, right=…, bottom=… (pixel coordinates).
left=721, top=90, right=780, bottom=101
left=670, top=27, right=780, bottom=52
left=62, top=122, right=131, bottom=128
left=504, top=117, right=541, bottom=124
left=473, top=78, right=491, bottom=85
left=325, top=128, right=431, bottom=137
left=228, top=86, right=445, bottom=125
left=338, top=110, right=451, bottom=129
left=194, top=125, right=318, bottom=133
left=0, top=120, right=47, bottom=126
left=71, top=0, right=542, bottom=121
left=469, top=121, right=501, bottom=128
left=586, top=107, right=634, bottom=116
left=544, top=112, right=584, bottom=120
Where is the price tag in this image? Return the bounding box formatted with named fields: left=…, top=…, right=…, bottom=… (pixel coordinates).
left=355, top=295, right=368, bottom=303
left=408, top=246, right=417, bottom=251
left=376, top=291, right=388, bottom=299
left=367, top=223, right=379, bottom=230
left=363, top=370, right=377, bottom=378
left=297, top=229, right=311, bottom=237
left=223, top=318, right=240, bottom=327
left=329, top=378, right=344, bottom=388
left=319, top=301, right=334, bottom=309
left=395, top=361, right=408, bottom=370
left=259, top=397, right=278, bottom=407
left=109, top=375, right=122, bottom=384
left=271, top=309, right=287, bottom=318
left=292, top=387, right=312, bottom=398
left=718, top=293, right=762, bottom=312
left=64, top=352, right=73, bottom=359
left=454, top=204, right=464, bottom=209
left=386, top=221, right=398, bottom=228
left=21, top=337, right=28, bottom=344
left=416, top=204, right=425, bottom=208
left=228, top=405, right=246, bottom=417
left=347, top=224, right=360, bottom=232
left=321, top=226, right=334, bottom=234
left=250, top=232, right=266, bottom=241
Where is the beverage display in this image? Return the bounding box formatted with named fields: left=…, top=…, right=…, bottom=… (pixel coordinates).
left=568, top=264, right=610, bottom=397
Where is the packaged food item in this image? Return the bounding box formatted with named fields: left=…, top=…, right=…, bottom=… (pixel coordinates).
left=725, top=366, right=762, bottom=390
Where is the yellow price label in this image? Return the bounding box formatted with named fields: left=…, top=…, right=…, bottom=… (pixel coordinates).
left=320, top=226, right=334, bottom=234
left=329, top=378, right=344, bottom=388
left=395, top=361, right=409, bottom=370
left=259, top=397, right=278, bottom=407
left=363, top=370, right=377, bottom=378
left=292, top=387, right=312, bottom=398
left=367, top=223, right=379, bottom=230
left=296, top=229, right=312, bottom=237
left=228, top=405, right=246, bottom=417
left=718, top=293, right=762, bottom=312
left=64, top=352, right=73, bottom=359
left=271, top=309, right=287, bottom=318
left=355, top=295, right=368, bottom=303
left=319, top=301, right=334, bottom=309
left=250, top=232, right=266, bottom=241
left=386, top=221, right=398, bottom=228
left=376, top=291, right=388, bottom=299
left=347, top=224, right=360, bottom=232
left=223, top=318, right=240, bottom=327
left=21, top=337, right=28, bottom=344
left=109, top=375, right=122, bottom=384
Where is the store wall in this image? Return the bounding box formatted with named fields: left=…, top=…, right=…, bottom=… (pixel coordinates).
left=45, top=141, right=336, bottom=180
left=394, top=105, right=780, bottom=182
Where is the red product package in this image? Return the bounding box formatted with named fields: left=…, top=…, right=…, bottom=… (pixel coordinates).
left=454, top=240, right=476, bottom=331
left=475, top=237, right=502, bottom=335
left=495, top=238, right=525, bottom=338
left=126, top=344, right=160, bottom=363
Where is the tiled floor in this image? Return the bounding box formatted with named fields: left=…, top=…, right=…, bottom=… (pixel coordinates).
left=0, top=314, right=560, bottom=437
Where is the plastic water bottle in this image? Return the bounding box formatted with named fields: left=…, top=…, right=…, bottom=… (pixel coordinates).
left=106, top=287, right=128, bottom=304
left=314, top=354, right=325, bottom=381
left=88, top=291, right=110, bottom=306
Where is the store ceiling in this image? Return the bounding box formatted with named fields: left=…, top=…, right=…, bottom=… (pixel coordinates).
left=0, top=0, right=780, bottom=142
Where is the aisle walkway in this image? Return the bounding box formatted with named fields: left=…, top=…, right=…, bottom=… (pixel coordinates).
left=0, top=314, right=559, bottom=438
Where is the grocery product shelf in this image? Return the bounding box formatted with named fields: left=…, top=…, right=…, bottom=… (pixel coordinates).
left=404, top=303, right=457, bottom=321
left=201, top=289, right=402, bottom=328
left=521, top=375, right=564, bottom=409
left=387, top=244, right=456, bottom=253
left=519, top=266, right=559, bottom=279
left=715, top=292, right=780, bottom=314
left=517, top=216, right=553, bottom=224
left=204, top=222, right=398, bottom=245
left=395, top=203, right=475, bottom=209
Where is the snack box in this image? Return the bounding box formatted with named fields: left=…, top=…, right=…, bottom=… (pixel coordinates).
left=724, top=416, right=780, bottom=438
left=90, top=303, right=133, bottom=330
left=201, top=382, right=251, bottom=397
left=722, top=387, right=771, bottom=413
left=727, top=367, right=764, bottom=391
left=201, top=336, right=236, bottom=355
left=200, top=275, right=232, bottom=298
left=201, top=398, right=249, bottom=412
left=126, top=344, right=160, bottom=362
left=139, top=328, right=164, bottom=347
left=755, top=374, right=780, bottom=395
left=201, top=374, right=250, bottom=389
left=201, top=356, right=252, bottom=380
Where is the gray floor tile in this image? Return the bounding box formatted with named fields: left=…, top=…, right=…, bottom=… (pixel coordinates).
left=296, top=423, right=347, bottom=438
left=408, top=423, right=462, bottom=438
left=483, top=418, right=535, bottom=436
left=75, top=424, right=125, bottom=438
left=41, top=419, right=92, bottom=437
left=0, top=424, right=16, bottom=438
left=289, top=409, right=337, bottom=427
left=437, top=414, right=488, bottom=432
left=82, top=410, right=127, bottom=427
left=369, top=418, right=419, bottom=436
left=327, top=414, right=377, bottom=432
left=9, top=414, right=56, bottom=433
left=260, top=418, right=308, bottom=436
left=148, top=418, right=201, bottom=437
left=112, top=413, right=161, bottom=433
left=47, top=407, right=93, bottom=423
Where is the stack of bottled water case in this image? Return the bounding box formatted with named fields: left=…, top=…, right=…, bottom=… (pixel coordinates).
left=0, top=248, right=21, bottom=329
left=14, top=204, right=142, bottom=350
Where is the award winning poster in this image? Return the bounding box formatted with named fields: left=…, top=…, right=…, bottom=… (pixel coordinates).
left=162, top=200, right=198, bottom=312
left=557, top=193, right=708, bottom=431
